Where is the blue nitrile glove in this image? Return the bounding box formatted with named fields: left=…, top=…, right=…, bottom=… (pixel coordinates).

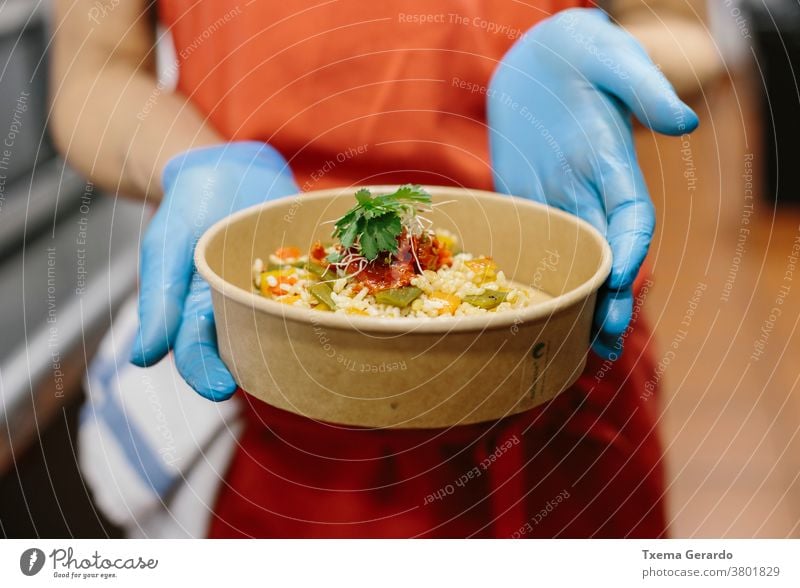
left=130, top=141, right=299, bottom=400
left=488, top=8, right=698, bottom=358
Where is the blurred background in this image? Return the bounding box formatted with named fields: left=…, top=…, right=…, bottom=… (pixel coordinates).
left=0, top=0, right=799, bottom=537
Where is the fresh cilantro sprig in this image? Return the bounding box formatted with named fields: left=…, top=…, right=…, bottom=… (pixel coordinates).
left=332, top=185, right=432, bottom=260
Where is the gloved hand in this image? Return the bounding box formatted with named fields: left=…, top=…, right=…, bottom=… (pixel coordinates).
left=488, top=8, right=698, bottom=358
left=130, top=141, right=299, bottom=400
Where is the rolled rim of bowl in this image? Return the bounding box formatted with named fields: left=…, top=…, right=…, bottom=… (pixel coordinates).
left=194, top=186, right=612, bottom=334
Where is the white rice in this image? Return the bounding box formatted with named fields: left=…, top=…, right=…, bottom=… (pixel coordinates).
left=252, top=247, right=543, bottom=318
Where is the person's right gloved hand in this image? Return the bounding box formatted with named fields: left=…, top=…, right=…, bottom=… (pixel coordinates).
left=129, top=141, right=299, bottom=401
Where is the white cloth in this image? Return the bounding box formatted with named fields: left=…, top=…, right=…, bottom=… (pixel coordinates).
left=80, top=296, right=242, bottom=537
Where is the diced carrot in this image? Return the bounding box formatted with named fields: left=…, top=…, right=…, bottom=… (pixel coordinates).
left=269, top=276, right=297, bottom=296
left=437, top=246, right=453, bottom=268
left=309, top=241, right=327, bottom=264
left=431, top=291, right=461, bottom=315
left=274, top=246, right=301, bottom=260
left=259, top=273, right=273, bottom=296
left=259, top=269, right=298, bottom=296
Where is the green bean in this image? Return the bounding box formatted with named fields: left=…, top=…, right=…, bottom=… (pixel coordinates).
left=309, top=282, right=336, bottom=309
left=374, top=287, right=423, bottom=308
left=463, top=290, right=507, bottom=310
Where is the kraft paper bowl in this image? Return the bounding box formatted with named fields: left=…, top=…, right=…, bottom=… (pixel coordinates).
left=195, top=186, right=611, bottom=428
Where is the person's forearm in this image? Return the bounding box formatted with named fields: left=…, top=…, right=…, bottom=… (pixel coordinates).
left=50, top=0, right=221, bottom=201
left=53, top=65, right=221, bottom=200
left=609, top=1, right=721, bottom=96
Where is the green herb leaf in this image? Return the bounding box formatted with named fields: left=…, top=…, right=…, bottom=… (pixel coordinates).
left=331, top=185, right=432, bottom=261
left=371, top=213, right=402, bottom=253
left=354, top=188, right=373, bottom=206
left=338, top=218, right=359, bottom=249
left=379, top=184, right=431, bottom=204
left=359, top=229, right=378, bottom=260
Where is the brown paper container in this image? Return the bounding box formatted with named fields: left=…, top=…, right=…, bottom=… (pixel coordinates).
left=195, top=186, right=611, bottom=428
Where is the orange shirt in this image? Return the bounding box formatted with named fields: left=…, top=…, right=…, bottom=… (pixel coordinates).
left=156, top=1, right=667, bottom=540
left=158, top=0, right=586, bottom=191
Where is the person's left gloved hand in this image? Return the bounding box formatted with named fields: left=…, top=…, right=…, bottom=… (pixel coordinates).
left=488, top=8, right=699, bottom=358
left=129, top=141, right=299, bottom=400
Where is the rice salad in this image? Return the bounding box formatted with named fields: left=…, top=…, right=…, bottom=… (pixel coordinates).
left=251, top=186, right=537, bottom=318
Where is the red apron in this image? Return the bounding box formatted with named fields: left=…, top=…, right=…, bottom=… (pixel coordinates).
left=158, top=0, right=667, bottom=538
